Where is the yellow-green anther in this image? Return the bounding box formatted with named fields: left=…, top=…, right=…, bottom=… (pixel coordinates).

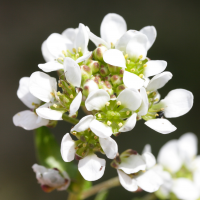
left=107, top=121, right=112, bottom=126
left=72, top=48, right=76, bottom=53
left=126, top=111, right=130, bottom=115
left=117, top=101, right=121, bottom=106
left=106, top=102, right=110, bottom=106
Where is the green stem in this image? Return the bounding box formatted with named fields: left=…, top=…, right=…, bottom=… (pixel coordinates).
left=67, top=193, right=79, bottom=200
left=62, top=114, right=79, bottom=125
left=81, top=176, right=120, bottom=199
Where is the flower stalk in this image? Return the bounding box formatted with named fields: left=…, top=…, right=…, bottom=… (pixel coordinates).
left=62, top=114, right=79, bottom=125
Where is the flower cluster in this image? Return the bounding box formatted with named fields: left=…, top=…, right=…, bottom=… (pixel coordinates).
left=13, top=13, right=194, bottom=195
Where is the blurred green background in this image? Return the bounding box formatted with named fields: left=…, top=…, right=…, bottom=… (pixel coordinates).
left=0, top=0, right=200, bottom=199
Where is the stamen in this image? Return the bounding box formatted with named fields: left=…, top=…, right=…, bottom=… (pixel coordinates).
left=111, top=112, right=115, bottom=116
left=98, top=114, right=102, bottom=118
left=76, top=53, right=79, bottom=57
left=57, top=91, right=61, bottom=95
left=72, top=131, right=77, bottom=135
left=53, top=104, right=57, bottom=108
left=139, top=61, right=142, bottom=64
left=72, top=48, right=76, bottom=53
left=107, top=121, right=112, bottom=126
left=146, top=91, right=150, bottom=95
left=117, top=101, right=121, bottom=106
left=51, top=92, right=55, bottom=97
left=94, top=136, right=98, bottom=139
left=70, top=94, right=74, bottom=99
left=88, top=128, right=91, bottom=131
left=139, top=74, right=144, bottom=78
left=78, top=47, right=81, bottom=52
left=154, top=98, right=159, bottom=102
left=83, top=143, right=87, bottom=147
left=139, top=55, right=143, bottom=59
left=126, top=111, right=130, bottom=115
left=105, top=102, right=110, bottom=106
left=124, top=54, right=128, bottom=59
left=131, top=68, right=135, bottom=72
left=127, top=60, right=130, bottom=64
left=62, top=50, right=67, bottom=57
left=155, top=114, right=159, bottom=117
left=143, top=64, right=147, bottom=68
left=161, top=108, right=164, bottom=111
left=118, top=123, right=123, bottom=127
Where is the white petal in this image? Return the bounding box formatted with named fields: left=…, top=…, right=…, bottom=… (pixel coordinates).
left=194, top=170, right=200, bottom=189
left=71, top=115, right=94, bottom=132
left=63, top=57, right=81, bottom=87
left=13, top=110, right=49, bottom=130
left=135, top=169, right=163, bottom=192
left=115, top=30, right=138, bottom=52
left=88, top=31, right=110, bottom=48
left=140, top=26, right=157, bottom=50
left=178, top=132, right=198, bottom=163
left=100, top=13, right=127, bottom=45
left=123, top=71, right=144, bottom=90
left=145, top=119, right=177, bottom=134
left=144, top=60, right=167, bottom=77
left=85, top=89, right=110, bottom=111
left=191, top=156, right=200, bottom=172
left=143, top=77, right=150, bottom=88
left=161, top=89, right=194, bottom=118
left=41, top=40, right=55, bottom=62
left=157, top=140, right=182, bottom=173
left=78, top=154, right=105, bottom=181
left=69, top=92, right=82, bottom=117
left=172, top=178, right=200, bottom=200
left=146, top=72, right=172, bottom=92
left=75, top=23, right=89, bottom=54
left=126, top=33, right=148, bottom=61
left=99, top=137, right=118, bottom=159
left=142, top=144, right=152, bottom=154
left=62, top=28, right=78, bottom=42
left=118, top=154, right=146, bottom=174
left=103, top=49, right=126, bottom=68
left=90, top=119, right=113, bottom=138
left=29, top=71, right=57, bottom=102
left=117, top=170, right=138, bottom=192
left=142, top=152, right=156, bottom=169
left=38, top=61, right=63, bottom=72
left=117, top=88, right=142, bottom=111
left=36, top=103, right=63, bottom=120
left=138, top=87, right=148, bottom=116
left=61, top=133, right=75, bottom=162
left=76, top=52, right=92, bottom=64
left=17, top=77, right=40, bottom=109
left=46, top=33, right=72, bottom=58
left=119, top=113, right=137, bottom=132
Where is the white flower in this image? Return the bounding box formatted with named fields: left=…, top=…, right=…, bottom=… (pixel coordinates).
left=145, top=89, right=193, bottom=134
left=13, top=77, right=49, bottom=130
left=116, top=150, right=162, bottom=192
left=39, top=23, right=92, bottom=72
left=85, top=88, right=142, bottom=138
left=32, top=164, right=70, bottom=192
left=61, top=115, right=118, bottom=181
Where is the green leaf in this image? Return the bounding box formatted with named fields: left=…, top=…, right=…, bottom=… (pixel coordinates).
left=94, top=190, right=108, bottom=200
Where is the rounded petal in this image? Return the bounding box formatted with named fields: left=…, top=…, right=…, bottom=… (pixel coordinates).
left=41, top=40, right=55, bottom=62
left=29, top=71, right=57, bottom=102
left=99, top=137, right=118, bottom=159
left=178, top=132, right=198, bottom=163
left=13, top=110, right=49, bottom=130
left=142, top=144, right=152, bottom=154
left=78, top=154, right=106, bottom=181
left=90, top=119, right=113, bottom=138
left=103, top=49, right=126, bottom=68
left=100, top=13, right=127, bottom=45
left=69, top=92, right=82, bottom=117
left=71, top=115, right=94, bottom=133
left=63, top=57, right=81, bottom=87
left=123, top=71, right=144, bottom=90
left=146, top=72, right=172, bottom=92
left=38, top=61, right=63, bottom=72
left=62, top=28, right=78, bottom=42
left=76, top=52, right=92, bottom=64
left=135, top=169, right=163, bottom=192
left=36, top=103, right=63, bottom=120
left=144, top=60, right=167, bottom=77
left=17, top=77, right=41, bottom=109
left=118, top=154, right=146, bottom=174
left=138, top=87, right=148, bottom=117
left=142, top=152, right=156, bottom=169
left=161, top=89, right=194, bottom=118
left=126, top=33, right=148, bottom=61
left=61, top=133, right=76, bottom=162
left=172, top=178, right=200, bottom=200
left=145, top=119, right=177, bottom=134
left=75, top=23, right=89, bottom=54
left=157, top=140, right=182, bottom=173
left=194, top=170, right=200, bottom=189
left=46, top=33, right=72, bottom=58
left=117, top=88, right=142, bottom=111
left=85, top=89, right=110, bottom=111
left=119, top=113, right=137, bottom=132
left=117, top=170, right=138, bottom=192
left=140, top=26, right=157, bottom=50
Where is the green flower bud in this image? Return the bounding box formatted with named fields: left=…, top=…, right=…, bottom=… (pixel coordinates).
left=100, top=64, right=109, bottom=77
left=116, top=84, right=126, bottom=96
left=93, top=45, right=107, bottom=62
left=82, top=79, right=99, bottom=97
left=107, top=64, right=122, bottom=75
left=80, top=65, right=92, bottom=84
left=88, top=60, right=100, bottom=74
left=111, top=75, right=123, bottom=87
left=100, top=80, right=114, bottom=95
left=105, top=75, right=112, bottom=82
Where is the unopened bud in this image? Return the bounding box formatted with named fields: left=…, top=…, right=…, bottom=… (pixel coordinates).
left=80, top=65, right=92, bottom=83
left=100, top=81, right=114, bottom=95
left=111, top=75, right=123, bottom=87
left=108, top=64, right=122, bottom=75
left=88, top=60, right=100, bottom=74
left=100, top=64, right=109, bottom=77
left=82, top=79, right=99, bottom=97
left=116, top=84, right=126, bottom=96
left=93, top=45, right=108, bottom=62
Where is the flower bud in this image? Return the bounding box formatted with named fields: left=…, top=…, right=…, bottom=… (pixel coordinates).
left=83, top=79, right=99, bottom=97
left=93, top=45, right=108, bottom=62
left=111, top=75, right=123, bottom=87
left=105, top=75, right=112, bottom=82
left=80, top=65, right=92, bottom=84
left=100, top=80, right=114, bottom=95
left=100, top=64, right=109, bottom=77
left=108, top=64, right=122, bottom=75
left=88, top=60, right=100, bottom=74
left=116, top=84, right=126, bottom=96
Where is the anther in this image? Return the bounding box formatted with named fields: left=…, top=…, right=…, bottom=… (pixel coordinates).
left=83, top=143, right=87, bottom=147
left=72, top=131, right=77, bottom=135
left=155, top=114, right=159, bottom=117
left=139, top=55, right=143, bottom=59
left=94, top=136, right=98, bottom=139
left=57, top=91, right=61, bottom=95
left=146, top=91, right=150, bottom=95
left=51, top=92, right=55, bottom=97
left=72, top=48, right=76, bottom=53
left=117, top=101, right=121, bottom=106
left=118, top=123, right=123, bottom=127
left=154, top=98, right=159, bottom=102
left=127, top=60, right=130, bottom=64
left=62, top=50, right=67, bottom=57
left=98, top=114, right=101, bottom=118
left=143, top=64, right=147, bottom=68
left=88, top=128, right=91, bottom=131
left=161, top=108, right=164, bottom=111
left=107, top=121, right=112, bottom=126
left=76, top=53, right=79, bottom=57
left=139, top=61, right=142, bottom=64
left=124, top=54, right=128, bottom=59
left=105, top=102, right=110, bottom=106
left=70, top=94, right=74, bottom=99
left=78, top=47, right=81, bottom=52
left=131, top=68, right=135, bottom=72
left=111, top=112, right=115, bottom=116
left=153, top=92, right=157, bottom=96
left=139, top=74, right=144, bottom=78
left=53, top=104, right=57, bottom=108
left=126, top=111, right=130, bottom=115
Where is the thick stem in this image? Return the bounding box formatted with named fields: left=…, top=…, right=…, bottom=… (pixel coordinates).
left=81, top=177, right=120, bottom=199
left=67, top=193, right=79, bottom=200
left=81, top=106, right=93, bottom=115
left=62, top=114, right=79, bottom=125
